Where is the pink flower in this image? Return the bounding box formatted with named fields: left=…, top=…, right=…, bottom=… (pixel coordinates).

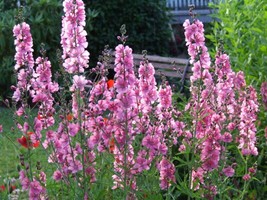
left=114, top=77, right=128, bottom=93
left=191, top=167, right=205, bottom=190
left=70, top=75, right=88, bottom=91
left=139, top=62, right=155, bottom=79
left=179, top=144, right=186, bottom=152
left=222, top=132, right=233, bottom=143
left=39, top=171, right=46, bottom=183
left=222, top=166, right=235, bottom=177
left=142, top=135, right=159, bottom=151
left=19, top=170, right=30, bottom=190
left=158, top=158, right=176, bottom=190
left=68, top=123, right=80, bottom=136
left=234, top=72, right=246, bottom=89
left=158, top=85, right=172, bottom=109
left=13, top=22, right=34, bottom=70
left=117, top=91, right=135, bottom=109
left=12, top=88, right=21, bottom=102
left=53, top=170, right=63, bottom=182
left=61, top=0, right=89, bottom=73
left=12, top=22, right=34, bottom=113
left=87, top=133, right=101, bottom=149
left=248, top=167, right=256, bottom=174
left=238, top=86, right=258, bottom=156
left=68, top=160, right=82, bottom=174
left=29, top=180, right=45, bottom=200
left=133, top=155, right=150, bottom=173
left=243, top=174, right=251, bottom=181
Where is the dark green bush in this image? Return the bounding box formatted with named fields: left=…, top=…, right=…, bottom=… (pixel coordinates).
left=86, top=0, right=171, bottom=64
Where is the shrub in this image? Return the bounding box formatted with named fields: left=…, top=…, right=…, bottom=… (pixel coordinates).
left=86, top=0, right=171, bottom=63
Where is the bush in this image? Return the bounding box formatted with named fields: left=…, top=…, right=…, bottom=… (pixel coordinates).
left=86, top=0, right=171, bottom=63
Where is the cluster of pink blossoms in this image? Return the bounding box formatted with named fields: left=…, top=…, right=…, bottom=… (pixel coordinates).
left=61, top=0, right=89, bottom=73
left=12, top=22, right=34, bottom=115
left=19, top=170, right=46, bottom=199
left=84, top=42, right=182, bottom=191
left=183, top=19, right=259, bottom=196
left=30, top=57, right=59, bottom=128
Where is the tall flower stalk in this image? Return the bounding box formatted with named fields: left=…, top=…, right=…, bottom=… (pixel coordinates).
left=183, top=19, right=259, bottom=198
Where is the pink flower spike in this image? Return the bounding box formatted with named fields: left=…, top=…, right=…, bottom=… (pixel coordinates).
left=61, top=0, right=89, bottom=73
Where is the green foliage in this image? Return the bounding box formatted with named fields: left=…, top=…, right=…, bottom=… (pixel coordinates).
left=0, top=2, right=17, bottom=99
left=208, top=0, right=267, bottom=88
left=86, top=0, right=171, bottom=65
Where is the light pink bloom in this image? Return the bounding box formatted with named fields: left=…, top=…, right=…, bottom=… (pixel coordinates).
left=222, top=132, right=233, bottom=143
left=68, top=123, right=80, bottom=136
left=61, top=0, right=89, bottom=73
left=29, top=180, right=45, bottom=200
left=70, top=75, right=88, bottom=91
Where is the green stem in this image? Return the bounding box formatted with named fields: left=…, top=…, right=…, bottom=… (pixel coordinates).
left=123, top=107, right=129, bottom=199
left=27, top=148, right=33, bottom=181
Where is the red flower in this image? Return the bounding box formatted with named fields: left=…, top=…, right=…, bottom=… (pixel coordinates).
left=37, top=114, right=43, bottom=120
left=66, top=113, right=73, bottom=121
left=107, top=79, right=114, bottom=89
left=109, top=137, right=115, bottom=154
left=17, top=132, right=40, bottom=149
left=0, top=185, right=6, bottom=192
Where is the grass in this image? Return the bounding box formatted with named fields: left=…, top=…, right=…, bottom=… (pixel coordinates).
left=0, top=106, right=52, bottom=199
left=0, top=107, right=19, bottom=177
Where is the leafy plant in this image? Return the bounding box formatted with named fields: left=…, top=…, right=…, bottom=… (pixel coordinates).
left=208, top=0, right=267, bottom=88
